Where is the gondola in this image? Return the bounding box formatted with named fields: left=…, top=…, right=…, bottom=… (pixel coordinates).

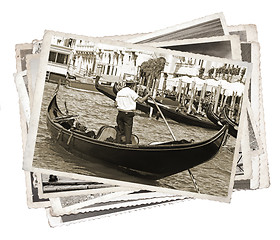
left=220, top=107, right=238, bottom=138
left=46, top=85, right=229, bottom=180
left=147, top=101, right=220, bottom=130
left=206, top=103, right=221, bottom=126
left=206, top=103, right=238, bottom=138
left=66, top=79, right=97, bottom=93
left=95, top=77, right=220, bottom=129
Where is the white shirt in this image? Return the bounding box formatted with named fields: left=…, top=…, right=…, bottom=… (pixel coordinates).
left=116, top=87, right=139, bottom=111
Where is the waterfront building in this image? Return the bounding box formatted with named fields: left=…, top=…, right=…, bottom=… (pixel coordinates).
left=71, top=41, right=154, bottom=82
left=46, top=36, right=75, bottom=83
left=45, top=35, right=248, bottom=101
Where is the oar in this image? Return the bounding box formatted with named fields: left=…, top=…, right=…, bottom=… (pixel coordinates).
left=149, top=97, right=176, bottom=141
left=149, top=97, right=200, bottom=194
left=64, top=101, right=69, bottom=115
left=187, top=170, right=200, bottom=194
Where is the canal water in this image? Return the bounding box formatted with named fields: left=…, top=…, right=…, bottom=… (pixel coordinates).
left=33, top=82, right=236, bottom=197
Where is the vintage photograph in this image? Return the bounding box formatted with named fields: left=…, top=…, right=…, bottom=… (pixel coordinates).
left=126, top=12, right=228, bottom=44
left=21, top=34, right=253, bottom=183
left=49, top=191, right=186, bottom=217
left=18, top=35, right=255, bottom=203
left=228, top=24, right=269, bottom=188
left=46, top=197, right=183, bottom=227
left=36, top=173, right=121, bottom=198
left=146, top=35, right=242, bottom=60
left=23, top=30, right=252, bottom=201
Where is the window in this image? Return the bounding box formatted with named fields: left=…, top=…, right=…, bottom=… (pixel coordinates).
left=48, top=51, right=69, bottom=65
left=48, top=51, right=56, bottom=62
left=57, top=53, right=68, bottom=64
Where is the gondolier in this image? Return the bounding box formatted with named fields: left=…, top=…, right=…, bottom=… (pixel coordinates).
left=115, top=79, right=150, bottom=144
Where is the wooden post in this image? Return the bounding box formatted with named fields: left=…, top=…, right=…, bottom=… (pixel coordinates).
left=197, top=83, right=207, bottom=114
left=222, top=95, right=228, bottom=109
left=136, top=76, right=143, bottom=95
left=219, top=88, right=226, bottom=112
left=151, top=78, right=155, bottom=95
left=149, top=79, right=155, bottom=118
left=187, top=81, right=196, bottom=114
left=162, top=73, right=167, bottom=94
left=177, top=78, right=183, bottom=101
left=149, top=106, right=153, bottom=118
left=210, top=86, right=215, bottom=103
left=146, top=75, right=152, bottom=90
left=152, top=79, right=159, bottom=99
left=186, top=83, right=190, bottom=98
left=236, top=93, right=243, bottom=124
left=180, top=85, right=186, bottom=105
left=194, top=88, right=198, bottom=114
left=230, top=91, right=237, bottom=118
left=213, top=85, right=222, bottom=114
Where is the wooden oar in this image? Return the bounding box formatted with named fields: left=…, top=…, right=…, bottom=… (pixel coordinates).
left=64, top=101, right=69, bottom=115
left=149, top=97, right=176, bottom=141
left=149, top=97, right=200, bottom=193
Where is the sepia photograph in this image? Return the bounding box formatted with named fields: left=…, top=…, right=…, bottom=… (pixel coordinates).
left=23, top=31, right=252, bottom=201
left=20, top=34, right=258, bottom=193
left=146, top=35, right=242, bottom=60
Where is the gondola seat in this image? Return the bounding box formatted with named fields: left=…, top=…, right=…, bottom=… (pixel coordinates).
left=96, top=126, right=118, bottom=142
left=55, top=118, right=96, bottom=138
left=55, top=117, right=75, bottom=130
left=95, top=126, right=139, bottom=144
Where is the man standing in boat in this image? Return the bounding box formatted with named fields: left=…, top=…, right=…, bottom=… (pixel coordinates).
left=115, top=78, right=151, bottom=144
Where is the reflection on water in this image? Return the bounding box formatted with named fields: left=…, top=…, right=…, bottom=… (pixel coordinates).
left=33, top=82, right=236, bottom=196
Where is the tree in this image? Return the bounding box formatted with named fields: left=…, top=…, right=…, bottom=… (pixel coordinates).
left=198, top=67, right=205, bottom=78
left=140, top=57, right=166, bottom=89
left=208, top=67, right=215, bottom=78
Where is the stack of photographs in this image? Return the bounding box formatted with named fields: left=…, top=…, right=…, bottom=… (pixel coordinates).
left=14, top=12, right=269, bottom=227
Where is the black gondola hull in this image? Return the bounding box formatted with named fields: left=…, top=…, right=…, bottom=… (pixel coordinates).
left=221, top=107, right=238, bottom=138
left=148, top=101, right=220, bottom=130
left=48, top=119, right=227, bottom=179
left=206, top=103, right=238, bottom=138
left=206, top=103, right=221, bottom=126
left=47, top=90, right=228, bottom=180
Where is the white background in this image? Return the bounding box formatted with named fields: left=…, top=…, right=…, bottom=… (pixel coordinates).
left=0, top=0, right=278, bottom=239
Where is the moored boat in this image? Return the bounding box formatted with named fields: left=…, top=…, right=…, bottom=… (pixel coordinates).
left=206, top=103, right=221, bottom=126
left=220, top=106, right=238, bottom=138
left=147, top=101, right=220, bottom=130
left=66, top=79, right=97, bottom=92
left=95, top=77, right=221, bottom=129
left=47, top=85, right=229, bottom=180
left=206, top=103, right=238, bottom=138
